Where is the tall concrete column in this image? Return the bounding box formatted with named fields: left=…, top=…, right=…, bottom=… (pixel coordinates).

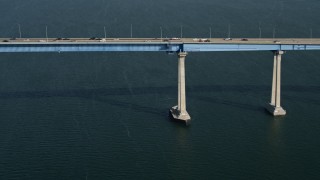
left=170, top=52, right=191, bottom=124
left=266, top=51, right=286, bottom=116
left=270, top=53, right=277, bottom=106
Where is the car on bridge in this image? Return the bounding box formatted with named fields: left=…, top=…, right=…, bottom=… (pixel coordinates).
left=199, top=39, right=210, bottom=42
left=192, top=38, right=210, bottom=42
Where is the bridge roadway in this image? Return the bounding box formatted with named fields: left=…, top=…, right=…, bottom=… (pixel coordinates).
left=1, top=37, right=320, bottom=125
left=2, top=37, right=320, bottom=44
left=1, top=38, right=320, bottom=52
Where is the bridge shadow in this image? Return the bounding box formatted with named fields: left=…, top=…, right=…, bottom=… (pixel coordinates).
left=187, top=84, right=320, bottom=111
left=189, top=94, right=265, bottom=112
left=0, top=84, right=319, bottom=99
left=0, top=84, right=318, bottom=117
left=0, top=87, right=170, bottom=117
left=93, top=96, right=166, bottom=117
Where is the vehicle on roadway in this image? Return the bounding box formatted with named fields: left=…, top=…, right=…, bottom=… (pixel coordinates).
left=192, top=38, right=210, bottom=42
left=199, top=38, right=210, bottom=42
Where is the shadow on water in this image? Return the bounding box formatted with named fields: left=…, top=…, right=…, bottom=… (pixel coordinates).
left=283, top=94, right=320, bottom=106
left=190, top=94, right=265, bottom=112
left=0, top=84, right=318, bottom=117
left=0, top=84, right=319, bottom=99
left=94, top=97, right=165, bottom=117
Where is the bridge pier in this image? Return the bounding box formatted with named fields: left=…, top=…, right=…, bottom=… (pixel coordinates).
left=170, top=52, right=191, bottom=124
left=266, top=50, right=286, bottom=116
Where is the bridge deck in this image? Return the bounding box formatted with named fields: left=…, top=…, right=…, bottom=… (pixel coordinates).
left=1, top=38, right=320, bottom=52
left=1, top=38, right=320, bottom=44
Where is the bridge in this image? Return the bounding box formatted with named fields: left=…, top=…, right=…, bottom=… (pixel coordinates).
left=1, top=37, right=320, bottom=124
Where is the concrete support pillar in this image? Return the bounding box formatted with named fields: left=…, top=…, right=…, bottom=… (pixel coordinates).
left=266, top=51, right=286, bottom=116
left=170, top=52, right=191, bottom=124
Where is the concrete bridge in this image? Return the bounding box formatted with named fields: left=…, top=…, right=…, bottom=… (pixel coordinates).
left=1, top=37, right=320, bottom=124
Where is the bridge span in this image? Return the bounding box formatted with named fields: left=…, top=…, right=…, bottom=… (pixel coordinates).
left=1, top=38, right=320, bottom=124
left=1, top=38, right=320, bottom=52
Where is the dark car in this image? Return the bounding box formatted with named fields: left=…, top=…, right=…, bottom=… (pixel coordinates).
left=241, top=38, right=248, bottom=41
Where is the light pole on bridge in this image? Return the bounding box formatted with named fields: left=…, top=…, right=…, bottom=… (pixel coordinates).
left=273, top=27, right=276, bottom=39
left=228, top=24, right=231, bottom=38
left=46, top=26, right=48, bottom=42
left=259, top=22, right=262, bottom=39
left=17, top=23, right=22, bottom=38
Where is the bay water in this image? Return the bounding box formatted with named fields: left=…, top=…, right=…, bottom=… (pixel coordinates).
left=0, top=0, right=320, bottom=179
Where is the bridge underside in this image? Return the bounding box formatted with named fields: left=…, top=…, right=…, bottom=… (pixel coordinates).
left=183, top=44, right=320, bottom=51
left=0, top=43, right=181, bottom=53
